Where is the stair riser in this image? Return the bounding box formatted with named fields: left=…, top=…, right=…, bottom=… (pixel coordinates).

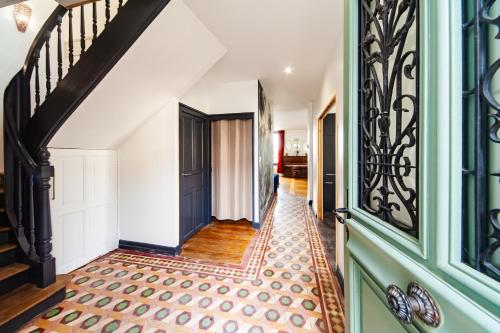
left=0, top=214, right=7, bottom=226
left=0, top=287, right=65, bottom=333
left=0, top=250, right=15, bottom=267
left=0, top=232, right=8, bottom=244
left=0, top=269, right=29, bottom=297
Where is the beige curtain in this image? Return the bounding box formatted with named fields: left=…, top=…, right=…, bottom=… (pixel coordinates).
left=211, top=119, right=253, bottom=221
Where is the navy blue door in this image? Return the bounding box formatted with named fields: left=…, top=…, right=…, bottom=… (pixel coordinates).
left=323, top=114, right=336, bottom=212
left=179, top=105, right=210, bottom=244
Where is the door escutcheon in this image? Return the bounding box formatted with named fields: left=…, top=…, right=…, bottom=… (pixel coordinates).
left=386, top=282, right=441, bottom=327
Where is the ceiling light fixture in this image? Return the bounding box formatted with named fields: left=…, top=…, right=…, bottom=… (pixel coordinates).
left=13, top=3, right=32, bottom=33
left=283, top=66, right=294, bottom=75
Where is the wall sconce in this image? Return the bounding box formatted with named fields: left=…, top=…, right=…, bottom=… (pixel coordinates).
left=13, top=3, right=32, bottom=33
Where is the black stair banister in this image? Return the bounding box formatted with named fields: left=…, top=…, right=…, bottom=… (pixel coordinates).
left=2, top=1, right=176, bottom=329
left=3, top=0, right=172, bottom=293
left=22, top=0, right=173, bottom=156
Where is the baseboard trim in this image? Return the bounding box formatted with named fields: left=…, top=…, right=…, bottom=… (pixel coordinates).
left=335, top=266, right=344, bottom=292
left=119, top=240, right=181, bottom=256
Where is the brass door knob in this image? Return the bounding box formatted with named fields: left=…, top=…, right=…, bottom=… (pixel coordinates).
left=386, top=282, right=440, bottom=327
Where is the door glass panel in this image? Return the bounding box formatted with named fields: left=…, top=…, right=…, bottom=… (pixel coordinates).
left=358, top=0, right=419, bottom=238
left=461, top=0, right=500, bottom=281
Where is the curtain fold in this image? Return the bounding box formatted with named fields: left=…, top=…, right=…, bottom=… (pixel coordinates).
left=211, top=119, right=253, bottom=221
left=277, top=130, right=285, bottom=174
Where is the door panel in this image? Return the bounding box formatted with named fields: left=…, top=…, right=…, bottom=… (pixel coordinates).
left=50, top=149, right=118, bottom=274
left=323, top=114, right=336, bottom=212
left=344, top=0, right=499, bottom=331
left=179, top=105, right=209, bottom=244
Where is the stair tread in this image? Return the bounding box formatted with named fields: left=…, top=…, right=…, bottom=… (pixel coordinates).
left=0, top=243, right=16, bottom=254
left=0, top=262, right=30, bottom=281
left=0, top=275, right=69, bottom=326
left=0, top=226, right=10, bottom=233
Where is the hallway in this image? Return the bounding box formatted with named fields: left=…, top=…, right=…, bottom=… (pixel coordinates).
left=20, top=191, right=344, bottom=333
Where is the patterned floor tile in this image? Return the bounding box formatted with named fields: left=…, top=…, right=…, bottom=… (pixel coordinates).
left=20, top=193, right=344, bottom=332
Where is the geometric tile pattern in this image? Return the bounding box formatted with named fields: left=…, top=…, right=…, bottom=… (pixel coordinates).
left=105, top=197, right=277, bottom=281
left=20, top=193, right=344, bottom=332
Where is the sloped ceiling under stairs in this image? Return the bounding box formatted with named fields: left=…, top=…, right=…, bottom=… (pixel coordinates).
left=49, top=0, right=226, bottom=149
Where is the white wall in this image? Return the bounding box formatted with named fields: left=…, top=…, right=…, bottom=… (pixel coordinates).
left=311, top=10, right=345, bottom=275
left=118, top=100, right=180, bottom=247
left=50, top=148, right=118, bottom=274
left=284, top=129, right=307, bottom=156
left=0, top=0, right=58, bottom=171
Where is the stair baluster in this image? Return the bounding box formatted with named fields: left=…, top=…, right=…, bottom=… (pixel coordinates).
left=80, top=6, right=85, bottom=55
left=34, top=50, right=40, bottom=111
left=105, top=0, right=110, bottom=26
left=92, top=3, right=98, bottom=40
left=68, top=9, right=74, bottom=69
left=45, top=31, right=51, bottom=98
left=57, top=16, right=63, bottom=83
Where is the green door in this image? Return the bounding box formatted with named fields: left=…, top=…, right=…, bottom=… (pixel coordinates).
left=343, top=0, right=499, bottom=332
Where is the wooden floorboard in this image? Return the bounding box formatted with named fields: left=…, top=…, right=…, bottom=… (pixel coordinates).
left=279, top=176, right=308, bottom=198
left=181, top=219, right=256, bottom=264
left=0, top=275, right=69, bottom=326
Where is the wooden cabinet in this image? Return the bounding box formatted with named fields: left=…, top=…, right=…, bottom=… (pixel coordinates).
left=283, top=156, right=307, bottom=178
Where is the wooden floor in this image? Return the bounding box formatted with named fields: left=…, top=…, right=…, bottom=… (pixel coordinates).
left=181, top=219, right=257, bottom=264
left=279, top=176, right=308, bottom=198
left=181, top=177, right=307, bottom=264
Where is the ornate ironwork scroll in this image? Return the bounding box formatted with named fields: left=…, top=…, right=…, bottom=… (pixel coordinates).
left=358, top=0, right=419, bottom=237
left=462, top=0, right=500, bottom=281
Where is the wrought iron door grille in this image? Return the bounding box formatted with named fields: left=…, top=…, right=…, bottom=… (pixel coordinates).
left=461, top=0, right=500, bottom=281
left=358, top=0, right=419, bottom=238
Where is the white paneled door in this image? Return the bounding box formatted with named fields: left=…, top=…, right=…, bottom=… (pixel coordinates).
left=50, top=149, right=118, bottom=273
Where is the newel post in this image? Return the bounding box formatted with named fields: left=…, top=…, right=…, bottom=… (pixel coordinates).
left=34, top=147, right=56, bottom=288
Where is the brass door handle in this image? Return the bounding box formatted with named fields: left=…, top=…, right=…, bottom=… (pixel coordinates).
left=386, top=282, right=440, bottom=327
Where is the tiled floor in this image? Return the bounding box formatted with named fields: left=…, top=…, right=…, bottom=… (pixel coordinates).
left=314, top=213, right=337, bottom=275
left=20, top=191, right=344, bottom=333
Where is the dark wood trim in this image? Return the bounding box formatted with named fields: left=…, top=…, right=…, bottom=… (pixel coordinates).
left=23, top=0, right=173, bottom=154
left=119, top=240, right=181, bottom=256
left=209, top=113, right=254, bottom=121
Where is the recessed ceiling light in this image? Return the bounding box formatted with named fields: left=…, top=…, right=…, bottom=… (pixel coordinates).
left=283, top=66, right=294, bottom=75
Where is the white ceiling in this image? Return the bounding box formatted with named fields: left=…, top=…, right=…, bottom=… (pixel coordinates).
left=183, top=0, right=338, bottom=112
left=274, top=109, right=308, bottom=131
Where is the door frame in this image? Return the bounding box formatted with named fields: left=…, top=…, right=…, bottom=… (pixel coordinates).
left=209, top=112, right=255, bottom=224
left=343, top=0, right=499, bottom=330
left=178, top=103, right=211, bottom=246
left=316, top=94, right=337, bottom=220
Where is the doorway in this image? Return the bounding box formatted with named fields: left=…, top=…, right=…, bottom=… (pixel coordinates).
left=179, top=108, right=256, bottom=260
left=316, top=95, right=337, bottom=220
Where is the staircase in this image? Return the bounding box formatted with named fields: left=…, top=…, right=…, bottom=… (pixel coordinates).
left=1, top=0, right=172, bottom=331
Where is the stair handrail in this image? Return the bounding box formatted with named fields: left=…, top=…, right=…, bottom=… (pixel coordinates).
left=4, top=0, right=172, bottom=289
left=23, top=6, right=68, bottom=78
